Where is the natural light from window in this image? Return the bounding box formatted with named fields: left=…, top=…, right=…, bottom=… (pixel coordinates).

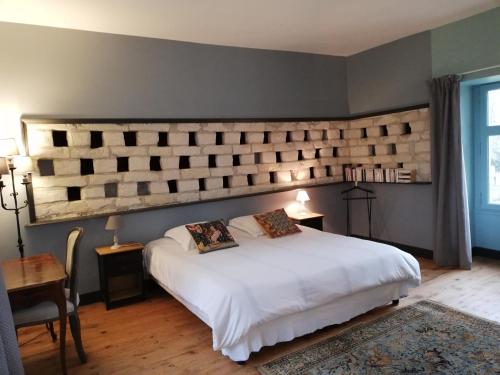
left=488, top=135, right=500, bottom=204
left=488, top=88, right=500, bottom=126
left=488, top=88, right=500, bottom=204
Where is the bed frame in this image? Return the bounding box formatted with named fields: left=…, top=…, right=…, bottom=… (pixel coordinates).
left=151, top=274, right=408, bottom=363
left=234, top=298, right=400, bottom=365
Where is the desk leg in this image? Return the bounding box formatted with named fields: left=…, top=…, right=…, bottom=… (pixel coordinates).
left=52, top=281, right=67, bottom=375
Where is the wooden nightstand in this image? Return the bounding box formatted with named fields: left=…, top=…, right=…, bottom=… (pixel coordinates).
left=289, top=212, right=324, bottom=231
left=95, top=242, right=145, bottom=310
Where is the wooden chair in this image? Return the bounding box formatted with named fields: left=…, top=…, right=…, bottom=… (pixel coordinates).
left=13, top=227, right=87, bottom=364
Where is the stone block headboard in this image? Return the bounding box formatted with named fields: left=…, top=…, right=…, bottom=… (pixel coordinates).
left=23, top=106, right=430, bottom=223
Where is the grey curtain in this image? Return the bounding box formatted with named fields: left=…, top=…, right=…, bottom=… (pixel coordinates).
left=0, top=267, right=24, bottom=375
left=430, top=75, right=472, bottom=269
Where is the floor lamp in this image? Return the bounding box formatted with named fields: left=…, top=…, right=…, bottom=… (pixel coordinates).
left=0, top=139, right=33, bottom=258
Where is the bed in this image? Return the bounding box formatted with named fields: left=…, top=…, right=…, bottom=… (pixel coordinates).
left=143, top=225, right=421, bottom=362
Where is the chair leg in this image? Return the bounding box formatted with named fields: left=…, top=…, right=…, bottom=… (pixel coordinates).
left=69, top=312, right=87, bottom=364
left=46, top=321, right=57, bottom=342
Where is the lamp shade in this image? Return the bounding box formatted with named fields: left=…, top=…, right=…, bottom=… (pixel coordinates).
left=0, top=138, right=19, bottom=157
left=105, top=215, right=121, bottom=231
left=12, top=156, right=33, bottom=174
left=296, top=189, right=310, bottom=204
left=0, top=157, right=8, bottom=175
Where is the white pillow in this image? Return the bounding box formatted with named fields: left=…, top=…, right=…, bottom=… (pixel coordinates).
left=164, top=222, right=206, bottom=251
left=228, top=215, right=265, bottom=237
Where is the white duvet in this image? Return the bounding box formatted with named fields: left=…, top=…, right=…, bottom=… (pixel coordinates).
left=143, top=226, right=420, bottom=351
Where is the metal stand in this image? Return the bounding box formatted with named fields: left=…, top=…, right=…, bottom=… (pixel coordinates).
left=341, top=182, right=376, bottom=239
left=0, top=163, right=31, bottom=258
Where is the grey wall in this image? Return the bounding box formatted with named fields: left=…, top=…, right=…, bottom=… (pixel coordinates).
left=431, top=6, right=500, bottom=78
left=0, top=22, right=348, bottom=119
left=346, top=32, right=434, bottom=250
left=347, top=32, right=431, bottom=115
left=0, top=22, right=349, bottom=293
left=346, top=184, right=433, bottom=250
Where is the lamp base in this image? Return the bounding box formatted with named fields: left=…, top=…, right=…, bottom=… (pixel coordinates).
left=297, top=202, right=310, bottom=216
left=110, top=231, right=120, bottom=249
left=297, top=209, right=311, bottom=215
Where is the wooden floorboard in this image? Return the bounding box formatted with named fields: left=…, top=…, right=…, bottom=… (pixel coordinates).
left=17, top=256, right=500, bottom=374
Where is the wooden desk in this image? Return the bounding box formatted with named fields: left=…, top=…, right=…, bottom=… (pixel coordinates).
left=2, top=253, right=68, bottom=375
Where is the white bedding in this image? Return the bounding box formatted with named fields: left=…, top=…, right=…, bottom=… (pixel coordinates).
left=143, top=226, right=421, bottom=356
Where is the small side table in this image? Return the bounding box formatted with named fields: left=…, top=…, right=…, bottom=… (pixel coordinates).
left=289, top=212, right=324, bottom=231
left=95, top=242, right=145, bottom=310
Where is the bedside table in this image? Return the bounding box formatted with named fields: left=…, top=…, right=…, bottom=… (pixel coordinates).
left=95, top=242, right=145, bottom=310
left=288, top=212, right=324, bottom=231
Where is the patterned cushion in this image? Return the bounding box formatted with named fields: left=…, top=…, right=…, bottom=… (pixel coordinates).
left=253, top=208, right=302, bottom=238
left=185, top=220, right=239, bottom=253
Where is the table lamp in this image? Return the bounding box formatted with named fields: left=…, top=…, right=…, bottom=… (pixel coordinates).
left=296, top=189, right=310, bottom=214
left=105, top=215, right=122, bottom=249
left=13, top=156, right=33, bottom=175
left=0, top=138, right=19, bottom=161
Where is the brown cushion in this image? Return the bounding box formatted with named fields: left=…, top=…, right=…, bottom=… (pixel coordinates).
left=253, top=208, right=302, bottom=238
left=185, top=220, right=239, bottom=253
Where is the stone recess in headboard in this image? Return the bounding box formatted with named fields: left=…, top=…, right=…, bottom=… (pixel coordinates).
left=23, top=107, right=430, bottom=223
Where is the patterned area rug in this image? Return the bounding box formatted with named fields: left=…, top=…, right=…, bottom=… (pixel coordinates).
left=258, top=300, right=500, bottom=375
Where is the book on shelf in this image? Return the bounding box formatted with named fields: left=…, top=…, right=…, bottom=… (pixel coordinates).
left=343, top=167, right=416, bottom=183
left=384, top=169, right=395, bottom=183
left=396, top=169, right=417, bottom=183
left=344, top=167, right=352, bottom=182
left=355, top=167, right=363, bottom=182
left=365, top=169, right=374, bottom=182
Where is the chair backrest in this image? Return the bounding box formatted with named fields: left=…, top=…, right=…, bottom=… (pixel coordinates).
left=66, top=227, right=84, bottom=306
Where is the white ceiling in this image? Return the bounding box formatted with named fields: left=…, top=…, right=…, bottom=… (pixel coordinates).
left=0, top=0, right=498, bottom=56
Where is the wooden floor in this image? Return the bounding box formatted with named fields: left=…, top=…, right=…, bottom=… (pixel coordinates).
left=18, top=256, right=500, bottom=375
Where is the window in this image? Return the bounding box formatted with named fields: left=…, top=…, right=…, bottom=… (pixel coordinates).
left=477, top=82, right=500, bottom=207
left=488, top=135, right=500, bottom=204
left=488, top=88, right=500, bottom=126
